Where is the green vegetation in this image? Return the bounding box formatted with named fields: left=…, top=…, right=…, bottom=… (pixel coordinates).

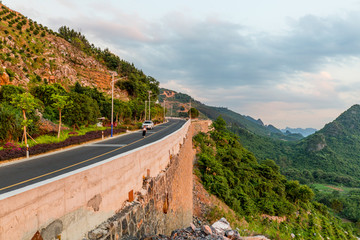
left=189, top=107, right=199, bottom=118
left=25, top=124, right=107, bottom=147
left=194, top=117, right=357, bottom=239
left=231, top=105, right=360, bottom=188
left=311, top=184, right=360, bottom=224
left=0, top=82, right=164, bottom=146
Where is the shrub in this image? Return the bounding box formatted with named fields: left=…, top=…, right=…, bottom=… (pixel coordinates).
left=2, top=142, right=21, bottom=151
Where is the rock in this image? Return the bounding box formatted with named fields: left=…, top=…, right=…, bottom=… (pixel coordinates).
left=0, top=71, right=10, bottom=85
left=212, top=217, right=232, bottom=235
left=88, top=228, right=106, bottom=239
left=240, top=236, right=270, bottom=240
left=202, top=225, right=212, bottom=235
left=226, top=230, right=235, bottom=238
left=190, top=223, right=196, bottom=232
left=226, top=230, right=242, bottom=239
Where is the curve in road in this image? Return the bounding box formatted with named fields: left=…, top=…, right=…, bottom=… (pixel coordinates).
left=0, top=119, right=187, bottom=199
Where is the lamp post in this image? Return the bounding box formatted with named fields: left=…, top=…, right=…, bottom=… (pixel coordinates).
left=109, top=73, right=126, bottom=137
left=109, top=71, right=124, bottom=137
left=110, top=72, right=116, bottom=137
left=163, top=100, right=166, bottom=122
left=148, top=90, right=152, bottom=120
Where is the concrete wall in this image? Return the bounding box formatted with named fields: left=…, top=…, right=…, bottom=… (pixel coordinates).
left=0, top=120, right=191, bottom=240
left=85, top=120, right=211, bottom=240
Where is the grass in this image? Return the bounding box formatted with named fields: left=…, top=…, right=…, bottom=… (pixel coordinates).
left=23, top=124, right=109, bottom=148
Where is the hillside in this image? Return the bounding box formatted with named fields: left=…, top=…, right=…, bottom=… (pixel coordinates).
left=159, top=88, right=303, bottom=141
left=192, top=117, right=358, bottom=239
left=235, top=105, right=360, bottom=187
left=0, top=3, right=137, bottom=100
left=0, top=3, right=163, bottom=144
left=292, top=104, right=360, bottom=182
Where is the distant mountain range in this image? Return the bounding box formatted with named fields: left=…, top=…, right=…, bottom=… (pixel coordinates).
left=160, top=88, right=304, bottom=141
left=281, top=127, right=317, bottom=137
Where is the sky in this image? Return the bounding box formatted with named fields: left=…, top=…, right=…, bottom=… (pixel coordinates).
left=4, top=0, right=360, bottom=129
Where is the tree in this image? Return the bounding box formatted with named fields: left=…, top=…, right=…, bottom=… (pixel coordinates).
left=30, top=84, right=66, bottom=121
left=11, top=93, right=38, bottom=147
left=0, top=85, right=25, bottom=102
left=188, top=107, right=199, bottom=118
left=51, top=94, right=71, bottom=139
left=63, top=92, right=100, bottom=129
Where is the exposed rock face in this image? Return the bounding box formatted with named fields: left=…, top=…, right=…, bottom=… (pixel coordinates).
left=0, top=71, right=10, bottom=86
left=307, top=133, right=327, bottom=152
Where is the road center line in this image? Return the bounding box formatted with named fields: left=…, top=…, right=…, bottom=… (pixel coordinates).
left=85, top=144, right=127, bottom=147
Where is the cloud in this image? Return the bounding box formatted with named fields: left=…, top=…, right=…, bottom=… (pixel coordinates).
left=10, top=1, right=360, bottom=128
left=46, top=7, right=360, bottom=89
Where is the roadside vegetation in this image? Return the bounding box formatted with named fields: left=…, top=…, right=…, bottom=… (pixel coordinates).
left=0, top=82, right=165, bottom=160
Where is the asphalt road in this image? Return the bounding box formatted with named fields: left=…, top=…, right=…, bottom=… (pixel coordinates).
left=0, top=119, right=187, bottom=197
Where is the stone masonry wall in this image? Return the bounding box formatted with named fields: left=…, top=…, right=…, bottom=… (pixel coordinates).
left=86, top=120, right=211, bottom=240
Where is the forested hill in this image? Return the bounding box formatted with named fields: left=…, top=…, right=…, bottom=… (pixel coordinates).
left=234, top=104, right=360, bottom=187
left=193, top=117, right=357, bottom=239
left=293, top=104, right=360, bottom=182
left=160, top=88, right=303, bottom=141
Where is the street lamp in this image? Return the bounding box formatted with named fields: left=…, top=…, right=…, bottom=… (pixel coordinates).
left=109, top=72, right=126, bottom=137
left=148, top=90, right=152, bottom=120
left=110, top=71, right=118, bottom=137
left=163, top=99, right=166, bottom=123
